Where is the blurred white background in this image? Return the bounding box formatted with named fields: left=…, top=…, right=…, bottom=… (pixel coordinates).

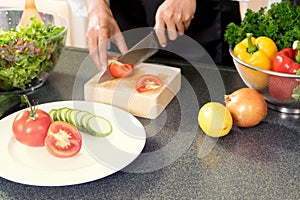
left=0, top=0, right=88, bottom=48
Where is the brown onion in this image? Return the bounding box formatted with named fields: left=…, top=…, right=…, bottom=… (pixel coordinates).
left=224, top=88, right=267, bottom=127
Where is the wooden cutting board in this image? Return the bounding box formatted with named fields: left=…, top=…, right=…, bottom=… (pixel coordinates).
left=84, top=63, right=181, bottom=119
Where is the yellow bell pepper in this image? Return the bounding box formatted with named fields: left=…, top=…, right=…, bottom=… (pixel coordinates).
left=233, top=33, right=278, bottom=90
left=233, top=33, right=278, bottom=70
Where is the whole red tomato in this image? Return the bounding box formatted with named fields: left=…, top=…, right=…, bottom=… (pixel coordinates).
left=12, top=109, right=53, bottom=147
left=45, top=121, right=82, bottom=158
left=109, top=60, right=134, bottom=78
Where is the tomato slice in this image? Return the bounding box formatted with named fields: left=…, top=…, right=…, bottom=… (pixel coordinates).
left=136, top=74, right=162, bottom=93
left=109, top=60, right=134, bottom=78
left=12, top=109, right=53, bottom=147
left=45, top=121, right=82, bottom=158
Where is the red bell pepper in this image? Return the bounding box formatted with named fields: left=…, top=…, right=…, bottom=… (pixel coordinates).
left=271, top=41, right=300, bottom=74
left=269, top=41, right=300, bottom=102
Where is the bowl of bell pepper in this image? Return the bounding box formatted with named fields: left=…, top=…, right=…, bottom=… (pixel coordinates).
left=230, top=34, right=300, bottom=114
left=225, top=1, right=300, bottom=114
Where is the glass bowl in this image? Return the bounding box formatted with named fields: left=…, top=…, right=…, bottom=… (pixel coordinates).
left=0, top=9, right=68, bottom=94
left=230, top=48, right=300, bottom=114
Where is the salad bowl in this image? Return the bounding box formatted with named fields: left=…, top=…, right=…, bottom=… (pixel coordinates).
left=0, top=9, right=68, bottom=94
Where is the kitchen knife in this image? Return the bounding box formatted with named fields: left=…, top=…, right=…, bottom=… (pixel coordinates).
left=98, top=31, right=159, bottom=83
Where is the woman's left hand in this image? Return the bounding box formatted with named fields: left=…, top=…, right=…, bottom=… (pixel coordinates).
left=154, top=0, right=196, bottom=47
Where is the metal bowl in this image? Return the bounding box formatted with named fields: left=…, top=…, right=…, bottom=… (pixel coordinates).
left=0, top=9, right=68, bottom=94
left=230, top=48, right=300, bottom=114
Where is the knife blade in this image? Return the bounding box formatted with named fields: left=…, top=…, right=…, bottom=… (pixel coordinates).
left=118, top=31, right=159, bottom=65
left=98, top=31, right=159, bottom=83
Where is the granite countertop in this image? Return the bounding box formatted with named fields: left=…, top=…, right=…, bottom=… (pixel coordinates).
left=0, top=47, right=299, bottom=200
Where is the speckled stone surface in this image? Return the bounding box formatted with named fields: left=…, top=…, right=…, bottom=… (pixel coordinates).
left=0, top=47, right=299, bottom=200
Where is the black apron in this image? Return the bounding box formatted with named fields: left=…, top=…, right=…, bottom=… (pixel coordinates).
left=110, top=0, right=241, bottom=66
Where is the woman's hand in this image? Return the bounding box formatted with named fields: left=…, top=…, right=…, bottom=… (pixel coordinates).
left=154, top=0, right=196, bottom=47
left=84, top=0, right=127, bottom=71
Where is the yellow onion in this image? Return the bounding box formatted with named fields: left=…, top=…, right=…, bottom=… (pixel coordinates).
left=224, top=88, right=267, bottom=127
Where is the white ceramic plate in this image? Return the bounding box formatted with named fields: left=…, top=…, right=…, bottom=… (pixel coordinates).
left=0, top=101, right=146, bottom=186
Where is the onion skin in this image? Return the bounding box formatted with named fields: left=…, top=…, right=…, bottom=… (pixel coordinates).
left=224, top=88, right=267, bottom=127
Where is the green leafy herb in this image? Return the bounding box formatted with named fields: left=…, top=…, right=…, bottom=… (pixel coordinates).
left=224, top=1, right=300, bottom=51
left=0, top=17, right=66, bottom=90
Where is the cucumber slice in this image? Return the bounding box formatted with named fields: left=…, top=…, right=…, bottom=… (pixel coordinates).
left=68, top=109, right=81, bottom=126
left=80, top=113, right=94, bottom=132
left=49, top=109, right=58, bottom=121
left=55, top=108, right=62, bottom=121
left=86, top=115, right=112, bottom=137
left=64, top=108, right=73, bottom=123
left=53, top=109, right=60, bottom=121
left=58, top=107, right=71, bottom=122
left=75, top=110, right=90, bottom=130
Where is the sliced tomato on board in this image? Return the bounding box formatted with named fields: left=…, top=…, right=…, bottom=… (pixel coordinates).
left=12, top=109, right=53, bottom=147
left=109, top=60, right=134, bottom=78
left=45, top=121, right=82, bottom=158
left=136, top=74, right=162, bottom=93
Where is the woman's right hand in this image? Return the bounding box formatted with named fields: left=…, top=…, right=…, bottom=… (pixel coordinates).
left=84, top=0, right=128, bottom=71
